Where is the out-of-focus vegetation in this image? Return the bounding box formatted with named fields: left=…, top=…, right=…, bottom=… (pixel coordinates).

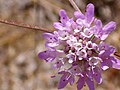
left=0, top=0, right=120, bottom=90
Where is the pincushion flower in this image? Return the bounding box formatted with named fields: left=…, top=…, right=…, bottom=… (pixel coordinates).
left=38, top=3, right=120, bottom=90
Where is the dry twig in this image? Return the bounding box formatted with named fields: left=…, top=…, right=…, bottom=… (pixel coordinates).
left=69, top=0, right=81, bottom=13
left=0, top=19, right=54, bottom=33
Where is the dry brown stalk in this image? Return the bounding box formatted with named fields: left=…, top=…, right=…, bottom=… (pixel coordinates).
left=69, top=0, right=82, bottom=13
left=114, top=52, right=120, bottom=57
left=0, top=19, right=54, bottom=33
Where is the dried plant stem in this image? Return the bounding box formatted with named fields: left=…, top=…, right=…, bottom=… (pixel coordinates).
left=69, top=0, right=81, bottom=13
left=0, top=19, right=54, bottom=33
left=114, top=52, right=120, bottom=57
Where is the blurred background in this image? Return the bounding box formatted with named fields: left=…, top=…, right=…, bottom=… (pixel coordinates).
left=0, top=0, right=120, bottom=90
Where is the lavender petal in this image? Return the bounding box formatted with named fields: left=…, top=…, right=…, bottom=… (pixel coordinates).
left=38, top=50, right=58, bottom=62
left=59, top=9, right=69, bottom=24
left=77, top=77, right=85, bottom=90
left=86, top=77, right=95, bottom=90
left=85, top=3, right=94, bottom=24
left=58, top=73, right=70, bottom=89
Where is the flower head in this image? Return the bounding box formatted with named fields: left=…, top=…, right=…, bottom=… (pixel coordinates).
left=38, top=3, right=120, bottom=90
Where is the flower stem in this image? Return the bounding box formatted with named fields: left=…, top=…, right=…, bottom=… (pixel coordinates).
left=0, top=19, right=54, bottom=33
left=69, top=0, right=81, bottom=13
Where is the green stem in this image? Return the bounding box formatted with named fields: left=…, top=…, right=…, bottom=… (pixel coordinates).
left=90, top=34, right=95, bottom=41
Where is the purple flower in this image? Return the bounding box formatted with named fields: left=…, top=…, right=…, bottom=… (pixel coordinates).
left=38, top=3, right=120, bottom=90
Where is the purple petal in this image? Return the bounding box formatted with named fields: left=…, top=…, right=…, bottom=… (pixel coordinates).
left=71, top=21, right=77, bottom=29
left=45, top=42, right=59, bottom=47
left=58, top=73, right=70, bottom=89
left=93, top=67, right=102, bottom=84
left=69, top=76, right=75, bottom=85
left=43, top=33, right=59, bottom=47
left=101, top=62, right=109, bottom=70
left=85, top=3, right=94, bottom=24
left=94, top=19, right=102, bottom=30
left=59, top=9, right=69, bottom=24
left=42, top=33, right=56, bottom=41
left=102, top=57, right=113, bottom=67
left=65, top=18, right=74, bottom=28
left=53, top=22, right=64, bottom=30
left=100, top=34, right=109, bottom=40
left=92, top=19, right=103, bottom=38
left=116, top=59, right=120, bottom=64
left=86, top=70, right=93, bottom=79
left=77, top=77, right=85, bottom=90
left=111, top=57, right=120, bottom=69
left=76, top=18, right=84, bottom=26
left=100, top=56, right=116, bottom=70
left=74, top=11, right=85, bottom=19
left=106, top=46, right=115, bottom=56
left=52, top=60, right=64, bottom=69
left=69, top=66, right=81, bottom=75
left=103, top=21, right=116, bottom=33
left=100, top=21, right=116, bottom=40
left=86, top=77, right=95, bottom=90
left=112, top=63, right=120, bottom=69
left=99, top=42, right=115, bottom=56
left=38, top=50, right=58, bottom=62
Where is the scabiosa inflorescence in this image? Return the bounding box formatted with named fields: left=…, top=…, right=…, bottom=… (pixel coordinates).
left=38, top=3, right=120, bottom=90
